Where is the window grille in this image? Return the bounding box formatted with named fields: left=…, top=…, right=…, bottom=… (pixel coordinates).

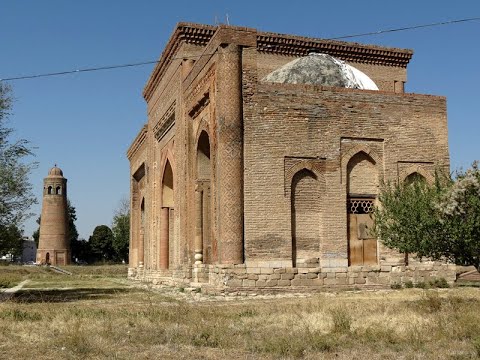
left=347, top=198, right=374, bottom=214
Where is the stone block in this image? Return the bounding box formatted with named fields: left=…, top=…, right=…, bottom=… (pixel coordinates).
left=355, top=277, right=366, bottom=284
left=265, top=280, right=278, bottom=287
left=326, top=272, right=336, bottom=279
left=256, top=280, right=267, bottom=287
left=324, top=278, right=337, bottom=285
left=260, top=268, right=274, bottom=274
left=291, top=279, right=314, bottom=286
left=277, top=280, right=291, bottom=286
left=270, top=274, right=281, bottom=280
left=306, top=273, right=318, bottom=279
left=247, top=267, right=261, bottom=274
left=335, top=273, right=347, bottom=278
left=226, top=279, right=243, bottom=287
left=247, top=274, right=259, bottom=280
left=381, top=265, right=392, bottom=272
left=274, top=268, right=286, bottom=274
left=281, top=273, right=295, bottom=280
left=243, top=279, right=256, bottom=287
left=286, top=268, right=298, bottom=274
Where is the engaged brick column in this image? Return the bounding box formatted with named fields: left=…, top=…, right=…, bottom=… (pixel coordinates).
left=159, top=207, right=169, bottom=269
left=138, top=229, right=144, bottom=268
left=194, top=187, right=203, bottom=264
left=216, top=44, right=244, bottom=264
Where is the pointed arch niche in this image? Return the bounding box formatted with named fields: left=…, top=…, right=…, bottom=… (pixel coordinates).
left=194, top=130, right=215, bottom=264
left=347, top=151, right=378, bottom=266
left=160, top=159, right=174, bottom=269
left=291, top=168, right=321, bottom=267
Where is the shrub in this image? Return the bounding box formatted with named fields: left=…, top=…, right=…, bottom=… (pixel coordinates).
left=391, top=282, right=402, bottom=289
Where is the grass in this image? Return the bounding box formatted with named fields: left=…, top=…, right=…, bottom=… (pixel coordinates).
left=1, top=267, right=480, bottom=359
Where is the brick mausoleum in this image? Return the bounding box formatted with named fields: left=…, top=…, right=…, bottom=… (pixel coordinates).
left=127, top=23, right=455, bottom=292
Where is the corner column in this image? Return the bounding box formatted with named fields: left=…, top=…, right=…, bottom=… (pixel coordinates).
left=194, top=186, right=203, bottom=264
left=216, top=43, right=244, bottom=264
left=138, top=229, right=144, bottom=268
left=159, top=207, right=169, bottom=269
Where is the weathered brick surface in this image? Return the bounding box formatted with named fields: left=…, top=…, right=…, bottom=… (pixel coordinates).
left=126, top=23, right=452, bottom=291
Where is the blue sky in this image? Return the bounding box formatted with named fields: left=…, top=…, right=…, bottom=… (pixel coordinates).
left=2, top=1, right=479, bottom=239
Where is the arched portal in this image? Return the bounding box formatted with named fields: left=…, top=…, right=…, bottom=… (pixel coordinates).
left=347, top=152, right=378, bottom=266
left=160, top=160, right=173, bottom=269
left=404, top=172, right=426, bottom=185
left=291, top=169, right=320, bottom=267
left=195, top=131, right=214, bottom=264
left=45, top=252, right=50, bottom=265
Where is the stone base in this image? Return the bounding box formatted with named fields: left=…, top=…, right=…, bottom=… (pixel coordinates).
left=128, top=262, right=456, bottom=294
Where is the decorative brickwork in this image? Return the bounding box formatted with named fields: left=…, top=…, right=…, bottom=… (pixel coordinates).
left=127, top=23, right=452, bottom=292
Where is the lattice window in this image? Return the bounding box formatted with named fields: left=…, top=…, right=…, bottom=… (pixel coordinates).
left=348, top=198, right=374, bottom=214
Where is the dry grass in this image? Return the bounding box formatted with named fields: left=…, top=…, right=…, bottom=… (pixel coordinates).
left=1, top=268, right=480, bottom=359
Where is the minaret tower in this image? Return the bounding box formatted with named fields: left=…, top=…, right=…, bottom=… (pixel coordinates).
left=37, top=165, right=70, bottom=265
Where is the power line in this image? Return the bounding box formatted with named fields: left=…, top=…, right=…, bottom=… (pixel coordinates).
left=1, top=16, right=479, bottom=82
left=331, top=16, right=480, bottom=40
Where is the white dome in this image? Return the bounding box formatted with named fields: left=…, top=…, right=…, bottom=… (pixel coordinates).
left=263, top=53, right=378, bottom=90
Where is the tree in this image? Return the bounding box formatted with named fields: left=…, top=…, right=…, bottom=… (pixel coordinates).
left=374, top=163, right=480, bottom=271
left=32, top=216, right=40, bottom=247
left=0, top=223, right=23, bottom=259
left=374, top=175, right=445, bottom=260
left=112, top=197, right=129, bottom=262
left=0, top=83, right=36, bottom=258
left=0, top=83, right=36, bottom=248
left=89, top=225, right=115, bottom=262
left=434, top=162, right=480, bottom=270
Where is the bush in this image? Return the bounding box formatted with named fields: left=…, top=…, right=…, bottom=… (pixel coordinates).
left=404, top=280, right=414, bottom=288
left=430, top=278, right=450, bottom=288
left=391, top=282, right=402, bottom=289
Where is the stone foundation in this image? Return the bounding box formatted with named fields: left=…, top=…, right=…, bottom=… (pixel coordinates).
left=128, top=263, right=456, bottom=294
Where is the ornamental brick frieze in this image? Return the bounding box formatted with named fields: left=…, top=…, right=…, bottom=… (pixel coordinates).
left=154, top=101, right=176, bottom=142
left=257, top=34, right=412, bottom=68
left=127, top=125, right=147, bottom=160
left=185, top=65, right=215, bottom=107
left=188, top=92, right=210, bottom=119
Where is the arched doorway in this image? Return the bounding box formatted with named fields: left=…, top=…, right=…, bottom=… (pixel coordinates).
left=195, top=131, right=214, bottom=264
left=45, top=252, right=50, bottom=265
left=291, top=169, right=320, bottom=267
left=160, top=160, right=173, bottom=269
left=347, top=152, right=378, bottom=266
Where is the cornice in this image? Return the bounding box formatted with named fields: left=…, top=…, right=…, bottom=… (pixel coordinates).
left=143, top=23, right=413, bottom=102
left=143, top=23, right=216, bottom=102
left=256, top=33, right=412, bottom=67
left=127, top=124, right=148, bottom=160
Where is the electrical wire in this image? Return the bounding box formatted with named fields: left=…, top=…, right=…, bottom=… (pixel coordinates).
left=1, top=16, right=479, bottom=82
left=330, top=16, right=480, bottom=40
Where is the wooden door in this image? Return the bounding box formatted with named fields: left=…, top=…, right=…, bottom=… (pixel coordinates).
left=348, top=199, right=377, bottom=266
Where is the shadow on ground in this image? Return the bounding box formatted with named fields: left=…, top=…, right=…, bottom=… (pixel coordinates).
left=7, top=287, right=135, bottom=303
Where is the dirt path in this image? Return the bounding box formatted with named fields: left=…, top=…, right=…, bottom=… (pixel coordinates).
left=0, top=279, right=30, bottom=301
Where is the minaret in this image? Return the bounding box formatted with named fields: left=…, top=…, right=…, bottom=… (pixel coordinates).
left=37, top=165, right=70, bottom=265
